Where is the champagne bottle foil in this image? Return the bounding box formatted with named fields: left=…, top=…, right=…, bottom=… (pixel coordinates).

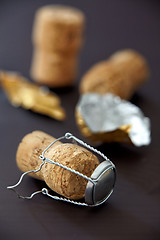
left=76, top=93, right=151, bottom=146
left=0, top=71, right=66, bottom=120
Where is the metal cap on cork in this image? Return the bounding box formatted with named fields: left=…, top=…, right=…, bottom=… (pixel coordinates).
left=85, top=161, right=116, bottom=206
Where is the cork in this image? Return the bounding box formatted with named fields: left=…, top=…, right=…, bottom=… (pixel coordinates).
left=30, top=5, right=85, bottom=87
left=32, top=5, right=85, bottom=53
left=30, top=48, right=78, bottom=87
left=80, top=49, right=149, bottom=100
left=16, top=131, right=99, bottom=200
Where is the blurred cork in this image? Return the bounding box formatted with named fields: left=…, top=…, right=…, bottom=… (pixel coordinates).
left=30, top=5, right=85, bottom=87
left=31, top=48, right=78, bottom=87
left=80, top=49, right=149, bottom=100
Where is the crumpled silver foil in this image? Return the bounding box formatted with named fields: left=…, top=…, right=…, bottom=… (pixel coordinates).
left=76, top=93, right=151, bottom=146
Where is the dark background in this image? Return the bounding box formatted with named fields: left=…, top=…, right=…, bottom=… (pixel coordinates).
left=0, top=0, right=160, bottom=239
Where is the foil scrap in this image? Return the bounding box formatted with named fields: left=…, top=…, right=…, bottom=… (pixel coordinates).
left=76, top=93, right=151, bottom=146
left=0, top=71, right=66, bottom=120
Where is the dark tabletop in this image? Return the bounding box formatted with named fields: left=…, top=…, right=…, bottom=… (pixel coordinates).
left=0, top=0, right=160, bottom=239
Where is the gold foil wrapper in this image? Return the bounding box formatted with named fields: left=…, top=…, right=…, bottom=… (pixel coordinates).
left=0, top=71, right=66, bottom=120
left=76, top=110, right=132, bottom=144
left=75, top=93, right=151, bottom=146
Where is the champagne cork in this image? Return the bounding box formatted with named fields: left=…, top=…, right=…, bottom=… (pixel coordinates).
left=30, top=5, right=85, bottom=87
left=16, top=131, right=99, bottom=200
left=32, top=5, right=85, bottom=53
left=30, top=48, right=78, bottom=87
left=80, top=49, right=149, bottom=100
